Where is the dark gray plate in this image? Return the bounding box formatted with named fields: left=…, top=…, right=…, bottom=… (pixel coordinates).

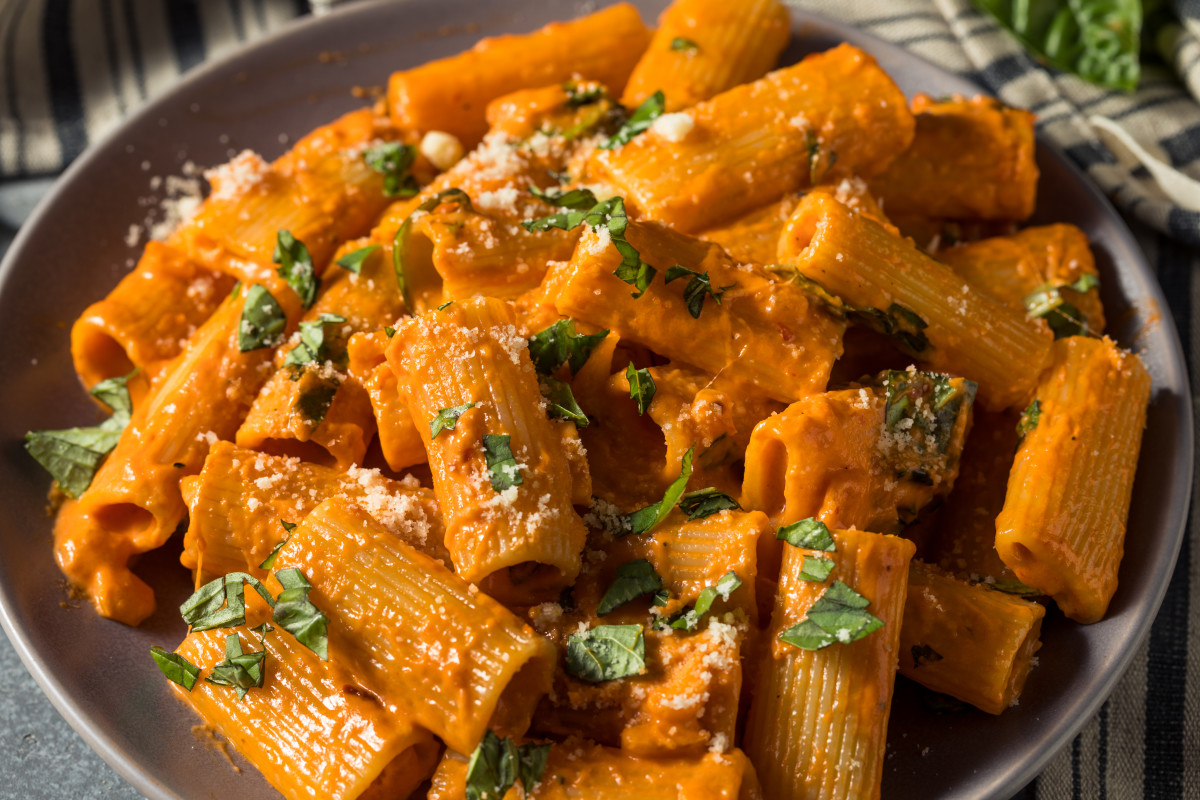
left=0, top=2, right=1190, bottom=798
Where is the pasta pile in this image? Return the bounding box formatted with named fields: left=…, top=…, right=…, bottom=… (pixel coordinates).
left=25, top=1, right=1152, bottom=798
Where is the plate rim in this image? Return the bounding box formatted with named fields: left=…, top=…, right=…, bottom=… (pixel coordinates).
left=0, top=1, right=1190, bottom=798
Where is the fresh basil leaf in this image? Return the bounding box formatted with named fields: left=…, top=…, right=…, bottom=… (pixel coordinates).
left=25, top=424, right=123, bottom=498
left=677, top=488, right=740, bottom=520
left=670, top=571, right=741, bottom=631
left=564, top=81, right=606, bottom=107
left=595, top=198, right=656, bottom=297
left=883, top=369, right=977, bottom=454
left=1068, top=273, right=1100, bottom=293
left=652, top=589, right=671, bottom=607
left=237, top=284, right=287, bottom=352
left=430, top=403, right=476, bottom=439
left=530, top=185, right=599, bottom=210
left=799, top=555, right=835, bottom=582
left=670, top=36, right=699, bottom=52
left=1017, top=398, right=1041, bottom=441
left=150, top=647, right=200, bottom=691
left=89, top=370, right=136, bottom=417
left=384, top=326, right=396, bottom=337
left=1023, top=281, right=1095, bottom=338
left=180, top=572, right=275, bottom=632
left=258, top=520, right=294, bottom=571
left=624, top=446, right=693, bottom=536
left=911, top=643, right=944, bottom=668
left=527, top=319, right=608, bottom=376
left=597, top=559, right=663, bottom=615
left=274, top=230, right=320, bottom=309
left=272, top=568, right=329, bottom=660
left=565, top=624, right=645, bottom=682
left=335, top=244, right=380, bottom=274
left=283, top=313, right=347, bottom=367
left=972, top=0, right=1141, bottom=91
left=436, top=301, right=454, bottom=311
left=205, top=632, right=266, bottom=700
left=517, top=742, right=551, bottom=793
left=988, top=578, right=1043, bottom=597
left=295, top=380, right=339, bottom=427
left=777, top=518, right=836, bottom=552
left=625, top=362, right=656, bottom=415
left=600, top=91, right=665, bottom=150
left=539, top=375, right=589, bottom=427
left=521, top=207, right=588, bottom=233
left=664, top=265, right=734, bottom=319
left=364, top=141, right=419, bottom=198
left=482, top=433, right=523, bottom=491
left=777, top=579, right=884, bottom=651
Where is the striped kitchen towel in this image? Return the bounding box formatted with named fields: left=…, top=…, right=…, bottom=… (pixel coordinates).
left=791, top=4, right=1200, bottom=798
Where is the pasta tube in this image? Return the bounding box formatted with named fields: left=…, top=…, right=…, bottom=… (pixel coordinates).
left=544, top=221, right=846, bottom=403
left=778, top=190, right=1053, bottom=410
left=273, top=497, right=557, bottom=754
left=621, top=0, right=791, bottom=111
left=70, top=241, right=234, bottom=388
left=180, top=440, right=446, bottom=580
left=387, top=4, right=652, bottom=148
left=346, top=331, right=427, bottom=472
left=170, top=594, right=440, bottom=800
left=995, top=336, right=1151, bottom=623
left=868, top=94, right=1038, bottom=221
left=387, top=297, right=588, bottom=596
left=898, top=560, right=1044, bottom=714
left=589, top=44, right=914, bottom=232
left=743, top=528, right=914, bottom=800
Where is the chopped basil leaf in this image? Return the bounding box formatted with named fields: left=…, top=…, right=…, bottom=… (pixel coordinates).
left=565, top=81, right=606, bottom=107
left=430, top=403, right=476, bottom=439
left=600, top=91, right=664, bottom=150
left=465, top=731, right=550, bottom=800
left=295, top=380, right=339, bottom=426
left=150, top=647, right=200, bottom=691
left=669, top=571, right=741, bottom=631
left=274, top=230, right=320, bottom=309
left=623, top=446, right=693, bottom=536
left=25, top=368, right=137, bottom=498
left=777, top=580, right=884, bottom=651
left=1068, top=273, right=1100, bottom=293
left=530, top=185, right=599, bottom=210
left=670, top=36, right=699, bottom=52
left=565, top=624, right=645, bottom=682
left=521, top=207, right=587, bottom=233
left=652, top=589, right=671, bottom=607
left=911, top=643, right=944, bottom=668
left=528, top=318, right=608, bottom=376
left=1017, top=398, right=1041, bottom=441
left=482, top=433, right=523, bottom=491
left=258, top=520, right=295, bottom=570
left=989, top=578, right=1043, bottom=597
left=798, top=555, right=835, bottom=582
left=1023, top=274, right=1099, bottom=339
left=664, top=264, right=733, bottom=319
left=180, top=572, right=275, bottom=632
left=777, top=518, right=836, bottom=552
left=237, top=284, right=287, bottom=352
left=625, top=362, right=656, bottom=415
left=597, top=559, right=663, bottom=615
left=272, top=568, right=329, bottom=660
left=765, top=266, right=932, bottom=353
left=205, top=632, right=266, bottom=700
left=335, top=244, right=380, bottom=274
left=283, top=313, right=348, bottom=367
left=883, top=369, right=977, bottom=454
left=384, top=326, right=396, bottom=337
left=437, top=301, right=454, bottom=310
left=363, top=141, right=419, bottom=198
left=677, top=487, right=740, bottom=520
left=539, top=376, right=589, bottom=427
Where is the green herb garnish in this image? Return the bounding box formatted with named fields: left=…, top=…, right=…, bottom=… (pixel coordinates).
left=597, top=560, right=663, bottom=615
left=259, top=520, right=297, bottom=571
left=600, top=91, right=664, bottom=150
left=777, top=518, right=836, bottom=551
left=799, top=555, right=835, bottom=582
left=283, top=313, right=347, bottom=367
left=274, top=230, right=320, bottom=309
left=1017, top=398, right=1041, bottom=441
left=482, top=433, right=523, bottom=491
left=393, top=189, right=473, bottom=309
left=1023, top=274, right=1100, bottom=339
left=528, top=318, right=608, bottom=376
left=677, top=488, right=740, bottom=520
left=539, top=376, right=589, bottom=427
left=530, top=185, right=599, bottom=210
left=465, top=730, right=551, bottom=800
left=272, top=568, right=329, bottom=660
left=777, top=580, right=884, bottom=651
left=623, top=446, right=693, bottom=536
left=670, top=36, right=699, bottom=52
left=664, top=265, right=733, bottom=318
left=565, top=624, right=645, bottom=682
left=206, top=632, right=267, bottom=700
left=237, top=284, right=287, bottom=352
left=667, top=571, right=740, bottom=631
left=625, top=362, right=656, bottom=415
left=431, top=403, right=476, bottom=439
left=180, top=572, right=275, bottom=632
left=335, top=244, right=380, bottom=274
left=364, top=141, right=419, bottom=198
left=150, top=647, right=201, bottom=691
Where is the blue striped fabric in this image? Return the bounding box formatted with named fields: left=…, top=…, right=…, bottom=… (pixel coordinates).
left=790, top=4, right=1200, bottom=797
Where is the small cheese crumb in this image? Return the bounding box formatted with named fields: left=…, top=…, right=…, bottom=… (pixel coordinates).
left=420, top=130, right=464, bottom=171
left=650, top=112, right=694, bottom=143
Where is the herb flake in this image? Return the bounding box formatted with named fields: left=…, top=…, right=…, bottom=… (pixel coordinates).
left=597, top=560, right=663, bottom=616
left=482, top=433, right=523, bottom=492
left=274, top=230, right=320, bottom=309
left=777, top=518, right=836, bottom=552
left=677, top=487, right=740, bottom=520
left=150, top=647, right=200, bottom=691
left=600, top=91, right=664, bottom=150
left=364, top=142, right=419, bottom=198
left=430, top=403, right=476, bottom=439
left=272, top=568, right=329, bottom=660
left=565, top=624, right=645, bottom=683
left=237, top=284, right=287, bottom=352
left=623, top=446, right=693, bottom=536
left=625, top=362, right=656, bottom=415
left=777, top=580, right=884, bottom=651
left=335, top=244, right=380, bottom=274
